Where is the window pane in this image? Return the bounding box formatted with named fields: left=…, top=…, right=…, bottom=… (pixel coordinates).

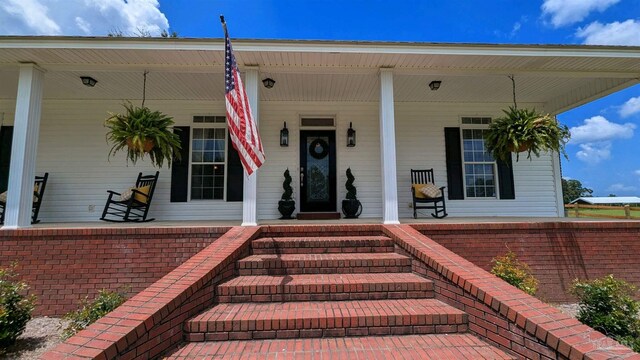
left=461, top=127, right=496, bottom=198
left=191, top=126, right=226, bottom=200
left=213, top=188, right=224, bottom=199
left=214, top=151, right=225, bottom=162
left=191, top=188, right=202, bottom=199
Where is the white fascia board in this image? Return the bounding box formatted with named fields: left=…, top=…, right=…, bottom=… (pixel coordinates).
left=2, top=38, right=640, bottom=59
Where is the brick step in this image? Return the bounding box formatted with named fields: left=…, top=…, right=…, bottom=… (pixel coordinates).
left=237, top=252, right=411, bottom=275
left=184, top=299, right=467, bottom=341
left=216, top=273, right=434, bottom=303
left=168, top=334, right=516, bottom=359
left=251, top=235, right=394, bottom=254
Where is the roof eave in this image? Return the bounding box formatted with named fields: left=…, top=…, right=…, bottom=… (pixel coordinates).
left=1, top=36, right=640, bottom=58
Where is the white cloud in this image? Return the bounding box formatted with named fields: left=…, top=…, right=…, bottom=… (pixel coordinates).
left=619, top=96, right=640, bottom=118
left=541, top=0, right=620, bottom=28
left=635, top=170, right=640, bottom=176
left=0, top=0, right=170, bottom=36
left=511, top=22, right=522, bottom=37
left=607, top=183, right=638, bottom=193
left=0, top=0, right=61, bottom=35
left=576, top=20, right=640, bottom=45
left=569, top=116, right=635, bottom=144
left=576, top=142, right=611, bottom=164
left=75, top=17, right=91, bottom=35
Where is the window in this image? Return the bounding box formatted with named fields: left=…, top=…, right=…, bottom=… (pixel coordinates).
left=191, top=116, right=227, bottom=200
left=461, top=119, right=497, bottom=198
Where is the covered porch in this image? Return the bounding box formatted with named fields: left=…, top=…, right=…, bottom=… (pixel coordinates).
left=1, top=37, right=639, bottom=228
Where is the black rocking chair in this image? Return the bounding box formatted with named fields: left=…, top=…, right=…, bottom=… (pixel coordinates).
left=100, top=171, right=159, bottom=222
left=411, top=169, right=448, bottom=219
left=0, top=173, right=49, bottom=225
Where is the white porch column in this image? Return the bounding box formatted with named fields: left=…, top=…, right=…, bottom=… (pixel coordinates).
left=379, top=68, right=400, bottom=224
left=242, top=67, right=259, bottom=226
left=552, top=152, right=565, bottom=217
left=3, top=64, right=44, bottom=229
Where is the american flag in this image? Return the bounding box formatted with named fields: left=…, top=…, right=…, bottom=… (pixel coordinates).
left=222, top=18, right=265, bottom=175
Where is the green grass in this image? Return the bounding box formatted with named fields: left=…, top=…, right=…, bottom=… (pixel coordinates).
left=565, top=207, right=640, bottom=219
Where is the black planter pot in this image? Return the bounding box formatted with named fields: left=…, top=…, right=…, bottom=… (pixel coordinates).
left=342, top=199, right=362, bottom=219
left=278, top=200, right=296, bottom=219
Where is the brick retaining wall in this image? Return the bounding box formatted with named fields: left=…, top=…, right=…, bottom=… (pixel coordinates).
left=385, top=224, right=637, bottom=360
left=0, top=226, right=231, bottom=315
left=413, top=222, right=640, bottom=303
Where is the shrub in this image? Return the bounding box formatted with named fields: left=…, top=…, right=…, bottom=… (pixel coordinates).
left=62, top=289, right=127, bottom=340
left=571, top=275, right=640, bottom=352
left=0, top=264, right=36, bottom=347
left=490, top=250, right=538, bottom=295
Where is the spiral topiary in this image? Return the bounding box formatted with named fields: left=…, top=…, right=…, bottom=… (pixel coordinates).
left=345, top=168, right=357, bottom=200
left=281, top=169, right=293, bottom=201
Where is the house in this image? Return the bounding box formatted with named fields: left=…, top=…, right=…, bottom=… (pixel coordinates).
left=570, top=196, right=640, bottom=205
left=1, top=36, right=639, bottom=228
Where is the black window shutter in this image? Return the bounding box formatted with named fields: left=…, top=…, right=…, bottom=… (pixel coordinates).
left=444, top=127, right=464, bottom=200
left=226, top=134, right=244, bottom=202
left=170, top=126, right=190, bottom=202
left=0, top=126, right=13, bottom=193
left=497, top=156, right=515, bottom=199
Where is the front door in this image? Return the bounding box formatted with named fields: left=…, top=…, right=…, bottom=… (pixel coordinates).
left=300, top=130, right=336, bottom=212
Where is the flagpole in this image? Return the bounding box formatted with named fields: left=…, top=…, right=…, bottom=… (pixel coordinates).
left=220, top=15, right=227, bottom=33
left=219, top=14, right=264, bottom=225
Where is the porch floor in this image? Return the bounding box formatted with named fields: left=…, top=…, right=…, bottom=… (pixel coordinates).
left=16, top=216, right=632, bottom=230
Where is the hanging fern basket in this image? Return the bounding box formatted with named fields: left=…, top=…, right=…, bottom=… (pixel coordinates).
left=104, top=72, right=181, bottom=168
left=126, top=138, right=155, bottom=153
left=484, top=76, right=571, bottom=163
left=507, top=140, right=533, bottom=153
left=484, top=107, right=570, bottom=163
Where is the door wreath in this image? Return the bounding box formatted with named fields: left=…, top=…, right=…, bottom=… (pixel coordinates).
left=309, top=138, right=330, bottom=159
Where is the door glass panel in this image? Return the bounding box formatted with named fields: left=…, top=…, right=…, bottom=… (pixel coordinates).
left=306, top=136, right=330, bottom=202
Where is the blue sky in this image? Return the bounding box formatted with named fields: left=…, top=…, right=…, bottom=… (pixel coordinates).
left=1, top=0, right=639, bottom=196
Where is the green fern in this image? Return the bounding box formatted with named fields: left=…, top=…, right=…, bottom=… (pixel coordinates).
left=105, top=102, right=181, bottom=168
left=484, top=107, right=570, bottom=163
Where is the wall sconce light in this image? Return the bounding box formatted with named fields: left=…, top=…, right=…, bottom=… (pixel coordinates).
left=429, top=80, right=441, bottom=91
left=347, top=122, right=356, bottom=147
left=280, top=121, right=289, bottom=147
left=262, top=78, right=275, bottom=89
left=80, top=76, right=98, bottom=87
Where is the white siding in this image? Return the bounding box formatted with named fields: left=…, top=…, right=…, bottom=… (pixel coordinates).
left=395, top=102, right=560, bottom=218
left=0, top=98, right=561, bottom=222
left=34, top=99, right=242, bottom=222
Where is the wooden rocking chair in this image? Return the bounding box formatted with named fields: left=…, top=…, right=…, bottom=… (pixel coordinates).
left=0, top=173, right=49, bottom=224
left=411, top=169, right=448, bottom=219
left=100, top=171, right=159, bottom=222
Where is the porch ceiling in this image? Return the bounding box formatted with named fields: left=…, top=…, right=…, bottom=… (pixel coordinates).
left=0, top=37, right=638, bottom=112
